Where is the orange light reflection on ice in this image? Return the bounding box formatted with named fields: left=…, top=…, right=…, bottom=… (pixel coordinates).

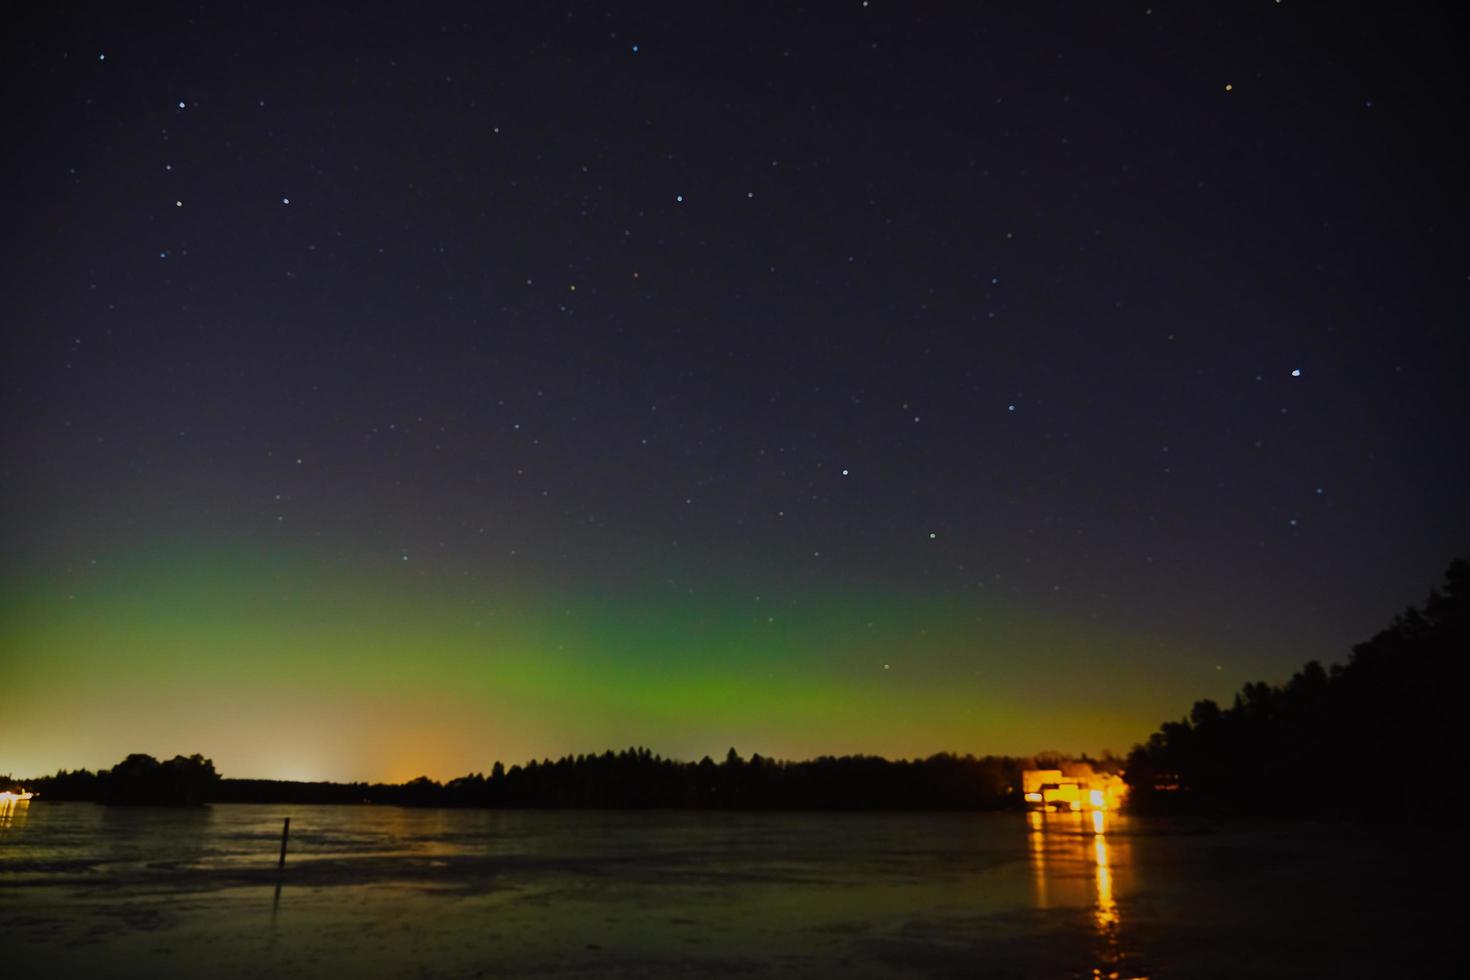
left=1024, top=807, right=1139, bottom=979
left=1093, top=833, right=1117, bottom=930
left=1026, top=809, right=1049, bottom=907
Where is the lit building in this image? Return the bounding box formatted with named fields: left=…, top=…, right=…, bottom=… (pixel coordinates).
left=1022, top=767, right=1127, bottom=811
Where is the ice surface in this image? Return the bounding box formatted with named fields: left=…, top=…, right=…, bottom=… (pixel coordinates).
left=0, top=802, right=1451, bottom=978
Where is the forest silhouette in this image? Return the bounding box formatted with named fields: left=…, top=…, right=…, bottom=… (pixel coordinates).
left=28, top=748, right=1052, bottom=810
left=1125, top=559, right=1463, bottom=819
left=13, top=559, right=1461, bottom=818
left=17, top=753, right=225, bottom=807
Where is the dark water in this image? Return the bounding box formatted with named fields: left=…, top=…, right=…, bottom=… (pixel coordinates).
left=0, top=800, right=1450, bottom=977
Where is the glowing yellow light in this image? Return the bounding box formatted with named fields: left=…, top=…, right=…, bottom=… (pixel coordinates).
left=1093, top=835, right=1117, bottom=929
left=1069, top=799, right=1082, bottom=812
left=1088, top=788, right=1106, bottom=809
left=1225, top=83, right=1233, bottom=92
left=1091, top=809, right=1106, bottom=836
left=1024, top=791, right=1044, bottom=803
left=0, top=790, right=32, bottom=831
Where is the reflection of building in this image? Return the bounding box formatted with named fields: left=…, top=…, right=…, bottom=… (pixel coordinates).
left=1026, top=804, right=1134, bottom=973
left=1022, top=767, right=1127, bottom=811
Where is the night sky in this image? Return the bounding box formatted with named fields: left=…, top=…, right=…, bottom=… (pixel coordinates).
left=3, top=2, right=1466, bottom=782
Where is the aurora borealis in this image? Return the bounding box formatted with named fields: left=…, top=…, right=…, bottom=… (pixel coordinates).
left=3, top=3, right=1466, bottom=782
left=3, top=538, right=1227, bottom=781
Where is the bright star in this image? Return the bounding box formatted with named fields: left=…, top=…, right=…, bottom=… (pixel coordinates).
left=1291, top=368, right=1301, bottom=377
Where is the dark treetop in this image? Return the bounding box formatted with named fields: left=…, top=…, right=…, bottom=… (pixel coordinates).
left=1125, top=559, right=1466, bottom=820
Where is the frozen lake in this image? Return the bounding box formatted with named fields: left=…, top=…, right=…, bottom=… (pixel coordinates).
left=0, top=800, right=1450, bottom=977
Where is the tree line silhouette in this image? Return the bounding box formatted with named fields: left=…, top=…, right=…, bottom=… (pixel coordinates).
left=30, top=753, right=222, bottom=806
left=1125, top=559, right=1464, bottom=819
left=31, top=750, right=1121, bottom=810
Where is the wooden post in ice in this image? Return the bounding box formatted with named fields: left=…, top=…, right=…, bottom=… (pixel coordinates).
left=278, top=817, right=291, bottom=870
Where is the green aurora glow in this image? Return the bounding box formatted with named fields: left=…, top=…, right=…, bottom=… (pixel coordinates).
left=0, top=540, right=1241, bottom=782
